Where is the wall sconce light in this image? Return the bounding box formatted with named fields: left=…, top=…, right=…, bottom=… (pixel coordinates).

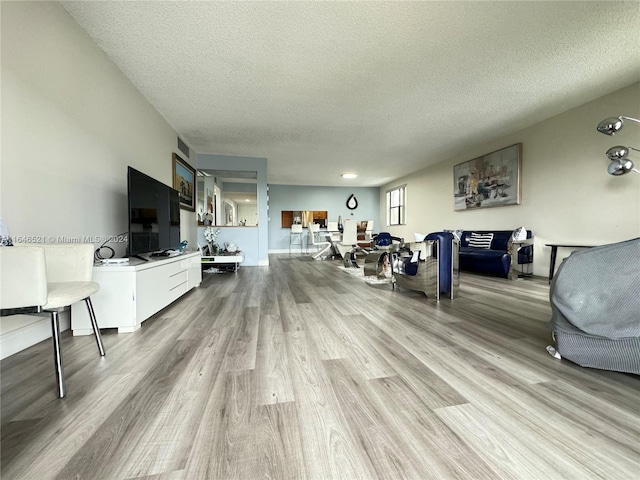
left=606, top=145, right=640, bottom=175
left=607, top=159, right=639, bottom=176
left=597, top=116, right=640, bottom=176
left=596, top=116, right=640, bottom=136
left=606, top=145, right=639, bottom=161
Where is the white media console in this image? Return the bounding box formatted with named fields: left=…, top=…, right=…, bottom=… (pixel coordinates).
left=71, top=251, right=202, bottom=335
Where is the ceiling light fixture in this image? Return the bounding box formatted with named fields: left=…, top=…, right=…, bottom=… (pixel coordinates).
left=341, top=173, right=357, bottom=179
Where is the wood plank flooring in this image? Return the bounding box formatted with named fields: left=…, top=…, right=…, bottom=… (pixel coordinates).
left=1, top=254, right=639, bottom=479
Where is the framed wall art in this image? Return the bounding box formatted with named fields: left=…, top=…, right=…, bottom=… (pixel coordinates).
left=453, top=143, right=522, bottom=211
left=172, top=153, right=196, bottom=211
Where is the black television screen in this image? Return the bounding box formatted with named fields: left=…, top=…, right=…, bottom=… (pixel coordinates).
left=127, top=166, right=180, bottom=257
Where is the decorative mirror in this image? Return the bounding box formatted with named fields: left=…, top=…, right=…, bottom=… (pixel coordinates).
left=346, top=194, right=358, bottom=210
left=196, top=169, right=258, bottom=226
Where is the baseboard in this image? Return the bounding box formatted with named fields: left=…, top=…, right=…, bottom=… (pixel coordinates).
left=268, top=249, right=309, bottom=254
left=0, top=312, right=70, bottom=360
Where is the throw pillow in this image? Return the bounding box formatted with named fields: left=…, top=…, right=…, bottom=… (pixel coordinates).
left=469, top=232, right=493, bottom=249
left=512, top=226, right=527, bottom=241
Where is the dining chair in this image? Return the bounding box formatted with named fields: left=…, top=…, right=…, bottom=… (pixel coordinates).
left=364, top=220, right=374, bottom=241
left=326, top=221, right=340, bottom=241
left=336, top=219, right=360, bottom=261
left=0, top=243, right=106, bottom=398
left=308, top=223, right=331, bottom=259
left=359, top=220, right=375, bottom=248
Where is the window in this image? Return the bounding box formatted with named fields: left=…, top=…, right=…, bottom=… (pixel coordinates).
left=386, top=185, right=406, bottom=226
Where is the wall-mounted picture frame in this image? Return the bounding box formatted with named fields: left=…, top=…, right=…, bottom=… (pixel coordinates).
left=172, top=153, right=196, bottom=211
left=453, top=143, right=522, bottom=211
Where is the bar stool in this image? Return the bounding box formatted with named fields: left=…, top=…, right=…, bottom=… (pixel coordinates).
left=289, top=224, right=304, bottom=253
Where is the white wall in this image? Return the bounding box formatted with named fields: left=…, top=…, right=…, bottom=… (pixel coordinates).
left=380, top=83, right=640, bottom=277
left=1, top=2, right=197, bottom=250
left=268, top=184, right=381, bottom=252
left=1, top=2, right=197, bottom=355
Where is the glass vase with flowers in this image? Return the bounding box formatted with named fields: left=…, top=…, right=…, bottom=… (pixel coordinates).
left=204, top=227, right=221, bottom=255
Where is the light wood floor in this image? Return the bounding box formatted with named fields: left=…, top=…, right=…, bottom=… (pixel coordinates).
left=2, top=254, right=639, bottom=480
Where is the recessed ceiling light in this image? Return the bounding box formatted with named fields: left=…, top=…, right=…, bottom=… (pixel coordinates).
left=245, top=199, right=250, bottom=202
left=341, top=173, right=358, bottom=179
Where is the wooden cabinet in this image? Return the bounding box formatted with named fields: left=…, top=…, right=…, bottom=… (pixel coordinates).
left=281, top=211, right=294, bottom=227
left=71, top=252, right=202, bottom=335
left=313, top=211, right=328, bottom=225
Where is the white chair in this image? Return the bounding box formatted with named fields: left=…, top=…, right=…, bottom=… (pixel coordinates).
left=0, top=244, right=105, bottom=398
left=336, top=219, right=359, bottom=260
left=364, top=220, right=374, bottom=242
left=308, top=223, right=331, bottom=259
left=289, top=224, right=304, bottom=253
left=325, top=221, right=339, bottom=241
left=358, top=220, right=375, bottom=248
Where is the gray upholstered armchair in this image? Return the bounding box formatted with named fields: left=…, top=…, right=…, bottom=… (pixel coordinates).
left=548, top=238, right=640, bottom=374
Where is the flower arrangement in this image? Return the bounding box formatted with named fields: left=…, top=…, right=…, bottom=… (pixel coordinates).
left=204, top=227, right=221, bottom=254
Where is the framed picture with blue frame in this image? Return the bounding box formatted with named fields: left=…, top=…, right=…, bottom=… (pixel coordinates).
left=172, top=153, right=196, bottom=211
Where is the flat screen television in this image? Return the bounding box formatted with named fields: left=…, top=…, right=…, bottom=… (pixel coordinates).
left=127, top=166, right=180, bottom=258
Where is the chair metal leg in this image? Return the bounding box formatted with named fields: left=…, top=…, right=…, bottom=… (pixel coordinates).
left=312, top=244, right=331, bottom=259
left=50, top=311, right=66, bottom=398
left=84, top=297, right=105, bottom=357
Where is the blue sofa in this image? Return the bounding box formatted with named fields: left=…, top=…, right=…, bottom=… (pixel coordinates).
left=459, top=230, right=533, bottom=278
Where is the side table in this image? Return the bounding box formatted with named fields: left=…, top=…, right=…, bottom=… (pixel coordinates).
left=545, top=244, right=595, bottom=283
left=201, top=252, right=244, bottom=273
left=510, top=240, right=534, bottom=279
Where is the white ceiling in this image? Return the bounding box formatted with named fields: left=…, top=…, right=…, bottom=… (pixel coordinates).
left=61, top=1, right=640, bottom=187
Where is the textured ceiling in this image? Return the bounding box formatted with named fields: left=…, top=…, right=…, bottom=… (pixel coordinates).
left=61, top=1, right=640, bottom=187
